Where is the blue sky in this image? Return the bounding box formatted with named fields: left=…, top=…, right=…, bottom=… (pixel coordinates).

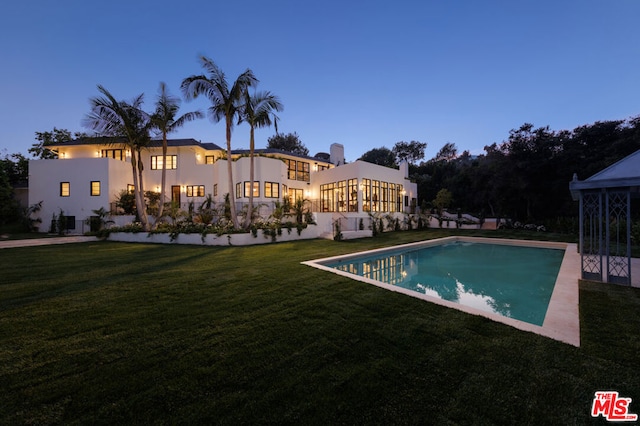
left=1, top=0, right=639, bottom=163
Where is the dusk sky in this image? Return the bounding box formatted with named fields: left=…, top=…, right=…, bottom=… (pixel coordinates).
left=1, top=1, right=639, bottom=163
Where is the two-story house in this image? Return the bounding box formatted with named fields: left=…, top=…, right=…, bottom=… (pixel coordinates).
left=28, top=138, right=418, bottom=235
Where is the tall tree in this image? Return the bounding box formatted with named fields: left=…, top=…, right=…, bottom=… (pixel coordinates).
left=150, top=82, right=203, bottom=224
left=239, top=90, right=283, bottom=229
left=433, top=142, right=458, bottom=162
left=359, top=147, right=397, bottom=168
left=181, top=56, right=257, bottom=229
left=266, top=132, right=309, bottom=156
left=83, top=85, right=153, bottom=230
left=393, top=140, right=427, bottom=165
left=29, top=128, right=89, bottom=159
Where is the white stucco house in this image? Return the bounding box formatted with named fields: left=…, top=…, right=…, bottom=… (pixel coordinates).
left=28, top=138, right=418, bottom=236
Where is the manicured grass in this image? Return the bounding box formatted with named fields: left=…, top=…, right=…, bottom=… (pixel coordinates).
left=1, top=229, right=639, bottom=424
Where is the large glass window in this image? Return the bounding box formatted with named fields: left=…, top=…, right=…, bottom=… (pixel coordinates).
left=348, top=179, right=358, bottom=212
left=186, top=185, right=205, bottom=197
left=244, top=181, right=260, bottom=197
left=380, top=182, right=389, bottom=212
left=285, top=159, right=296, bottom=180
left=362, top=178, right=371, bottom=212
left=372, top=180, right=380, bottom=212
left=285, top=159, right=310, bottom=182
left=205, top=155, right=216, bottom=164
left=90, top=181, right=101, bottom=196
left=151, top=155, right=177, bottom=170
left=101, top=149, right=124, bottom=160
left=396, top=184, right=403, bottom=212
left=288, top=188, right=303, bottom=202
left=389, top=184, right=397, bottom=212
left=298, top=162, right=310, bottom=182
left=60, top=182, right=70, bottom=197
left=320, top=183, right=336, bottom=212
left=264, top=182, right=279, bottom=198
left=337, top=180, right=347, bottom=212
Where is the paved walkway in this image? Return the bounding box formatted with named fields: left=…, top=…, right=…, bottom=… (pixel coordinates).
left=0, top=236, right=98, bottom=249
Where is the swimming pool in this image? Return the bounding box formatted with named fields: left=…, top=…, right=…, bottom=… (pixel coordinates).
left=302, top=236, right=581, bottom=346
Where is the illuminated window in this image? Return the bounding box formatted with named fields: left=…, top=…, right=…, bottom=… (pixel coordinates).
left=362, top=178, right=371, bottom=212
left=90, top=181, right=101, bottom=196
left=236, top=182, right=242, bottom=198
left=205, top=155, right=215, bottom=164
left=372, top=180, right=380, bottom=212
left=127, top=184, right=135, bottom=193
left=264, top=182, right=279, bottom=198
left=297, top=161, right=310, bottom=182
left=101, top=149, right=124, bottom=160
left=285, top=159, right=310, bottom=182
left=389, top=184, right=397, bottom=212
left=60, top=182, right=70, bottom=197
left=151, top=155, right=177, bottom=170
left=348, top=179, right=358, bottom=212
left=337, top=180, right=347, bottom=212
left=244, top=181, right=259, bottom=197
left=320, top=182, right=336, bottom=212
left=288, top=188, right=303, bottom=202
left=285, top=159, right=296, bottom=180
left=186, top=185, right=205, bottom=197
left=380, top=182, right=389, bottom=211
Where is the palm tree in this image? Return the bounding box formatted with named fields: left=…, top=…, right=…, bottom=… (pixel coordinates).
left=150, top=82, right=203, bottom=226
left=83, top=85, right=152, bottom=230
left=239, top=90, right=283, bottom=228
left=181, top=56, right=257, bottom=229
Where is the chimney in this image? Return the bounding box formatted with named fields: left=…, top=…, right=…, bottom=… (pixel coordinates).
left=330, top=143, right=345, bottom=166
left=400, top=160, right=409, bottom=178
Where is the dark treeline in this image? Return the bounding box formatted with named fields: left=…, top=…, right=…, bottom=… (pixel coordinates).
left=412, top=117, right=640, bottom=229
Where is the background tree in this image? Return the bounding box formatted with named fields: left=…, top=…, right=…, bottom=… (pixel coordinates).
left=432, top=188, right=453, bottom=216
left=0, top=155, right=20, bottom=225
left=266, top=132, right=309, bottom=156
left=83, top=85, right=153, bottom=230
left=359, top=147, right=397, bottom=168
left=408, top=116, right=640, bottom=230
left=150, top=82, right=203, bottom=224
left=239, top=90, right=283, bottom=229
left=181, top=56, right=258, bottom=229
left=29, top=128, right=89, bottom=159
left=433, top=142, right=458, bottom=162
left=392, top=140, right=427, bottom=165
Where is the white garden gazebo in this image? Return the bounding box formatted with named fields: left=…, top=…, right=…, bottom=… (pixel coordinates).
left=570, top=150, right=640, bottom=285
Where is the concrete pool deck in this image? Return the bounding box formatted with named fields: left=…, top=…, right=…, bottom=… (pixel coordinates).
left=303, top=236, right=582, bottom=347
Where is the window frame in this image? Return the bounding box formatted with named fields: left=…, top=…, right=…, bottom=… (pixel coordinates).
left=60, top=182, right=70, bottom=197
left=186, top=185, right=205, bottom=197
left=151, top=155, right=178, bottom=170
left=264, top=182, right=279, bottom=198
left=90, top=181, right=101, bottom=196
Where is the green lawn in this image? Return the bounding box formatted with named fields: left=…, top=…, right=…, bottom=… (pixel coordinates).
left=1, top=229, right=639, bottom=424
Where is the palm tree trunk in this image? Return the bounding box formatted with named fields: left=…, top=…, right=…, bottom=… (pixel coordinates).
left=245, top=125, right=255, bottom=229
left=226, top=117, right=239, bottom=229
left=156, top=131, right=168, bottom=224
left=136, top=150, right=150, bottom=230
left=130, top=150, right=145, bottom=227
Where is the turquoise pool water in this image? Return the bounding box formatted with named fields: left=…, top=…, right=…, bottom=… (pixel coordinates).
left=322, top=241, right=565, bottom=326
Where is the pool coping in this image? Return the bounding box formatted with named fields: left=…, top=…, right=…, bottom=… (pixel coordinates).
left=302, top=236, right=580, bottom=347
